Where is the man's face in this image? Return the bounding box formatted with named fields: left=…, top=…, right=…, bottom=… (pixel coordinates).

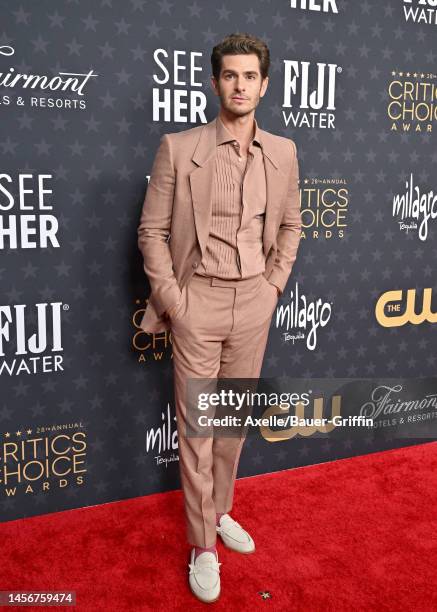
left=211, top=53, right=269, bottom=117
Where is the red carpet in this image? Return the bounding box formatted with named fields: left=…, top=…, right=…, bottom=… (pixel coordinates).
left=2, top=442, right=437, bottom=611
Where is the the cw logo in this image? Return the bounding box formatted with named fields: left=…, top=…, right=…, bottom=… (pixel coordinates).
left=260, top=395, right=341, bottom=440
left=375, top=288, right=437, bottom=328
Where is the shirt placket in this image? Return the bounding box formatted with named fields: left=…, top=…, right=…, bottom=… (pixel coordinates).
left=231, top=140, right=253, bottom=275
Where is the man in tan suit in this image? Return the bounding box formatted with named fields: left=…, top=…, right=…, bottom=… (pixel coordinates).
left=137, top=32, right=301, bottom=603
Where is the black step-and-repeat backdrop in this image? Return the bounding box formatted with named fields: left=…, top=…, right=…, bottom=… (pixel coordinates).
left=1, top=0, right=436, bottom=522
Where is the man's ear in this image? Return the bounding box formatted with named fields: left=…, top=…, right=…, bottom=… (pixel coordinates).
left=260, top=76, right=269, bottom=98
left=210, top=76, right=219, bottom=96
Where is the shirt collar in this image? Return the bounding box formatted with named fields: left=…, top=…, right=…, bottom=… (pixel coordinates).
left=216, top=115, right=262, bottom=148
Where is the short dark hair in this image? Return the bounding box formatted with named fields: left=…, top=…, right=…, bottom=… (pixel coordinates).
left=211, top=33, right=270, bottom=81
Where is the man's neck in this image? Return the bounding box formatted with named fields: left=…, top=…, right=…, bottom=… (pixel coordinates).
left=217, top=111, right=255, bottom=149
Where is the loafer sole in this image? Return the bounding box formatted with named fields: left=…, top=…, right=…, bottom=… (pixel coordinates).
left=189, top=583, right=221, bottom=603
left=220, top=539, right=256, bottom=554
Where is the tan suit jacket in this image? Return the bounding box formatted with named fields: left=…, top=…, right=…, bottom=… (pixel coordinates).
left=137, top=116, right=302, bottom=333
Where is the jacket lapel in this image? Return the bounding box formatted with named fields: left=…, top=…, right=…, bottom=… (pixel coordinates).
left=188, top=117, right=286, bottom=259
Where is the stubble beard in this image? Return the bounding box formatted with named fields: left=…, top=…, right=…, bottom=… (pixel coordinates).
left=217, top=84, right=260, bottom=118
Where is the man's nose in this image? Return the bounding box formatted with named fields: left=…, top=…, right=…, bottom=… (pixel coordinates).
left=235, top=78, right=245, bottom=91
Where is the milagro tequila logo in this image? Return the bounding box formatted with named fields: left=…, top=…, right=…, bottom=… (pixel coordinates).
left=403, top=0, right=437, bottom=24
left=274, top=282, right=332, bottom=351
left=283, top=59, right=341, bottom=129
left=145, top=404, right=179, bottom=468
left=0, top=45, right=97, bottom=110
left=289, top=0, right=338, bottom=12
left=0, top=302, right=65, bottom=376
left=392, top=172, right=437, bottom=240
left=0, top=172, right=60, bottom=250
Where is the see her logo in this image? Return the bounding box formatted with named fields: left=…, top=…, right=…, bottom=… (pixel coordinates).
left=290, top=0, right=338, bottom=12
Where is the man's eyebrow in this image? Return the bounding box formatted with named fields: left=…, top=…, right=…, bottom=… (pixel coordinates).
left=222, top=69, right=258, bottom=75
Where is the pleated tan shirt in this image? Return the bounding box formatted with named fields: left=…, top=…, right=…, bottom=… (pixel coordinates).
left=196, top=115, right=267, bottom=279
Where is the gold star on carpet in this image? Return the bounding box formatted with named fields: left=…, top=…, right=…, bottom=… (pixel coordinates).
left=258, top=591, right=272, bottom=600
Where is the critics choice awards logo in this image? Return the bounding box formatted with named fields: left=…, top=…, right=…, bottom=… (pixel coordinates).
left=387, top=70, right=437, bottom=132
left=300, top=177, right=349, bottom=239
left=1, top=426, right=87, bottom=498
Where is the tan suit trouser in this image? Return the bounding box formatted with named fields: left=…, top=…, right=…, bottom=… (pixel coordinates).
left=170, top=271, right=277, bottom=547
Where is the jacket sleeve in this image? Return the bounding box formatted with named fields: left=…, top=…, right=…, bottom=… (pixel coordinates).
left=267, top=139, right=302, bottom=295
left=137, top=133, right=182, bottom=317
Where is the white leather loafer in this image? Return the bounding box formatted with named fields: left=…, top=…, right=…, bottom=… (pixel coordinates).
left=216, top=514, right=255, bottom=554
left=188, top=549, right=221, bottom=603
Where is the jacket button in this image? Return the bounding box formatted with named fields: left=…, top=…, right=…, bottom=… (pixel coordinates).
left=192, top=262, right=198, bottom=268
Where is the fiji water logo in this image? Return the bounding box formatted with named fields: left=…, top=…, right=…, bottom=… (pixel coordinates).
left=282, top=59, right=341, bottom=129
left=403, top=0, right=437, bottom=25
left=0, top=302, right=65, bottom=376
